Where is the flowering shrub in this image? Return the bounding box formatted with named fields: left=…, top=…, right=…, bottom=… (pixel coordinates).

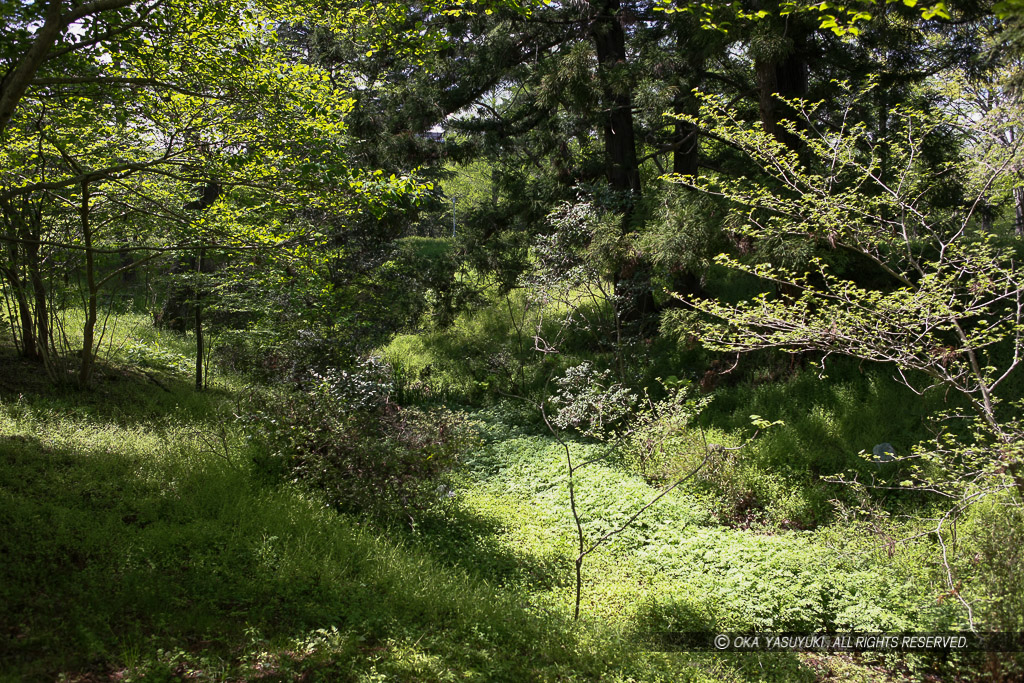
left=550, top=362, right=636, bottom=439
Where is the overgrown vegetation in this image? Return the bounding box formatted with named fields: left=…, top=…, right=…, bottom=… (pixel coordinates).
left=1, top=317, right=1014, bottom=682
left=247, top=357, right=477, bottom=523
left=4, top=0, right=1024, bottom=680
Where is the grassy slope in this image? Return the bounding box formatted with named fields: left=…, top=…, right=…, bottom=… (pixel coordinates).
left=407, top=418, right=972, bottom=678
left=448, top=425, right=948, bottom=632
left=0, top=378, right=610, bottom=681
left=0, top=318, right=719, bottom=682
left=0, top=311, right=1010, bottom=682
left=376, top=288, right=1024, bottom=681
left=0, top=366, right=889, bottom=683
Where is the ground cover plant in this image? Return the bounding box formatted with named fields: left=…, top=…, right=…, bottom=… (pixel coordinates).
left=0, top=319, right=998, bottom=683
left=0, top=342, right=628, bottom=682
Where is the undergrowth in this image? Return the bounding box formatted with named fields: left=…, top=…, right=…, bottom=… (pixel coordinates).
left=1, top=302, right=1020, bottom=682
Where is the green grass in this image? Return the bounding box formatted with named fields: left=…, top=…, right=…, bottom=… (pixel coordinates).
left=0, top=382, right=630, bottom=681
left=380, top=281, right=642, bottom=406
left=439, top=419, right=961, bottom=631
left=1, top=307, right=1018, bottom=682
left=0, top=330, right=743, bottom=682
left=384, top=412, right=986, bottom=681
left=379, top=279, right=957, bottom=530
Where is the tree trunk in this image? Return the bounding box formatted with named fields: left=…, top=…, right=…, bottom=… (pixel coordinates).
left=0, top=0, right=139, bottom=135
left=119, top=246, right=136, bottom=283
left=27, top=250, right=49, bottom=361
left=194, top=248, right=204, bottom=391
left=0, top=0, right=64, bottom=136
left=23, top=216, right=50, bottom=362
left=80, top=181, right=97, bottom=388
left=672, top=116, right=700, bottom=176
left=1, top=201, right=38, bottom=358
left=1014, top=186, right=1024, bottom=237
left=158, top=254, right=197, bottom=331
left=672, top=29, right=703, bottom=177
left=8, top=269, right=36, bottom=359
left=754, top=29, right=808, bottom=151
left=589, top=0, right=656, bottom=328
left=590, top=0, right=641, bottom=197
left=670, top=37, right=706, bottom=301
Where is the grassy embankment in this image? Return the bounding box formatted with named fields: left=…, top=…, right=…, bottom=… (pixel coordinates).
left=0, top=304, right=1019, bottom=681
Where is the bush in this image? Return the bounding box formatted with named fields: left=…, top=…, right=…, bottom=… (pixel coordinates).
left=247, top=357, right=478, bottom=522
left=960, top=495, right=1024, bottom=633
left=618, top=384, right=766, bottom=524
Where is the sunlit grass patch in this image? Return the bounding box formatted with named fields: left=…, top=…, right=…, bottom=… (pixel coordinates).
left=0, top=410, right=582, bottom=680
left=0, top=384, right=725, bottom=682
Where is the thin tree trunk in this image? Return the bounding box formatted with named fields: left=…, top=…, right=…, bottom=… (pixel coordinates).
left=3, top=261, right=36, bottom=359
left=195, top=299, right=203, bottom=390
left=1, top=278, right=23, bottom=354
left=1014, top=186, right=1023, bottom=237
left=194, top=248, right=204, bottom=391
left=10, top=271, right=35, bottom=358
left=80, top=180, right=97, bottom=388
left=25, top=227, right=49, bottom=361
left=2, top=202, right=37, bottom=358
left=672, top=116, right=699, bottom=176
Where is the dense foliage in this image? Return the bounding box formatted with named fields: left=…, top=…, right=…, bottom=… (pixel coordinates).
left=3, top=0, right=1024, bottom=680
left=248, top=357, right=476, bottom=521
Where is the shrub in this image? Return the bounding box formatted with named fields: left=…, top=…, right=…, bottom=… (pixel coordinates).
left=550, top=361, right=636, bottom=439
left=247, top=357, right=478, bottom=522
left=959, top=495, right=1024, bottom=634
left=617, top=383, right=766, bottom=523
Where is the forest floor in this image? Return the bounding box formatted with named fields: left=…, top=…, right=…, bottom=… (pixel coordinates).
left=0, top=317, right=1011, bottom=682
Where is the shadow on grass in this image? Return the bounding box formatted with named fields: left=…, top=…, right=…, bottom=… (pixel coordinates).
left=0, top=364, right=835, bottom=682
left=399, top=501, right=572, bottom=593
left=689, top=356, right=963, bottom=521
left=0, top=431, right=611, bottom=682
left=704, top=357, right=942, bottom=470
left=0, top=346, right=249, bottom=429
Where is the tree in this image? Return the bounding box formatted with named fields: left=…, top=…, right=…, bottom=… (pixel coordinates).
left=325, top=0, right=996, bottom=341
left=668, top=85, right=1024, bottom=622
left=936, top=36, right=1024, bottom=234
left=0, top=0, right=410, bottom=385
left=0, top=0, right=157, bottom=135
